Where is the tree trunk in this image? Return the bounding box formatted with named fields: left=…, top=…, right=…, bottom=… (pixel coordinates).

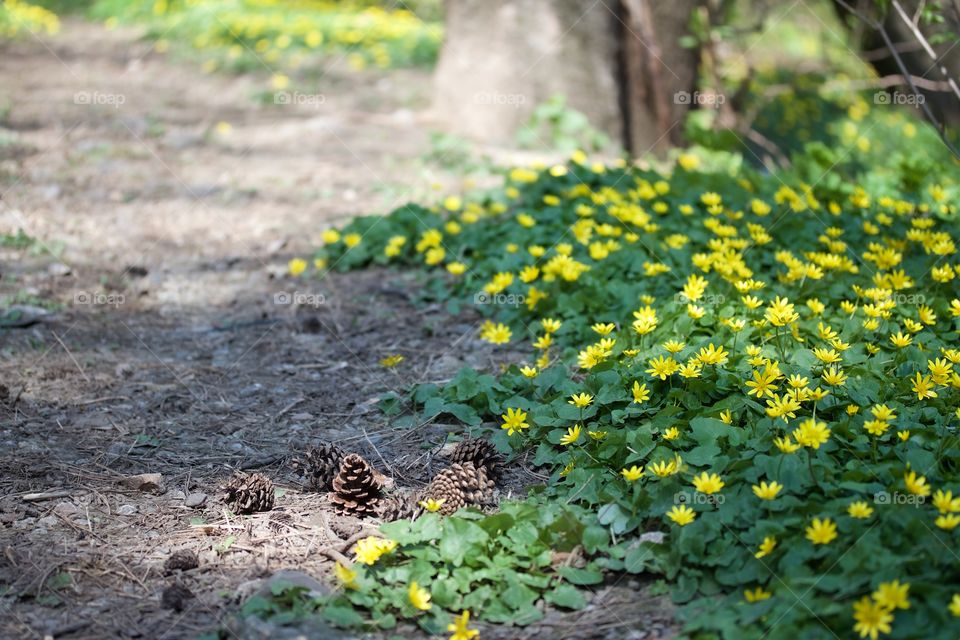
left=433, top=0, right=701, bottom=154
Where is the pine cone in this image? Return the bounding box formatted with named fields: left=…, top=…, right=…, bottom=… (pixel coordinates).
left=422, top=462, right=494, bottom=515
left=291, top=442, right=346, bottom=492
left=164, top=549, right=199, bottom=575
left=375, top=492, right=418, bottom=522
left=329, top=454, right=383, bottom=517
left=223, top=472, right=275, bottom=514
left=161, top=582, right=194, bottom=612
left=450, top=438, right=504, bottom=480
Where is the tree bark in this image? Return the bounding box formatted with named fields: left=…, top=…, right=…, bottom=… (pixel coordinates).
left=433, top=0, right=701, bottom=154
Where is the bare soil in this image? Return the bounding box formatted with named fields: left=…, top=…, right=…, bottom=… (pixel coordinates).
left=0, top=20, right=675, bottom=640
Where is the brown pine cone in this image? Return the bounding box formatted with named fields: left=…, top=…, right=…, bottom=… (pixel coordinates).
left=161, top=582, right=194, bottom=612
left=450, top=438, right=504, bottom=480
left=329, top=453, right=383, bottom=517
left=164, top=549, right=199, bottom=575
left=375, top=492, right=418, bottom=522
left=421, top=462, right=493, bottom=515
left=291, top=442, right=346, bottom=492
left=223, top=472, right=275, bottom=514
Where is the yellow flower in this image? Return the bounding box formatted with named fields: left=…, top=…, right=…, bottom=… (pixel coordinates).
left=692, top=472, right=724, bottom=495
left=632, top=381, right=651, bottom=404
left=287, top=257, right=308, bottom=276
left=755, top=536, right=777, bottom=559
left=560, top=424, right=582, bottom=446
left=418, top=497, right=446, bottom=512
left=752, top=481, right=783, bottom=500
left=950, top=594, right=960, bottom=617
left=541, top=318, right=562, bottom=333
left=500, top=408, right=529, bottom=436
left=933, top=490, right=960, bottom=514
left=805, top=517, right=837, bottom=545
left=793, top=418, right=831, bottom=449
left=568, top=393, right=593, bottom=408
left=380, top=354, right=404, bottom=368
left=773, top=436, right=801, bottom=454
left=853, top=596, right=893, bottom=640
left=408, top=581, right=432, bottom=611
left=447, top=611, right=479, bottom=640
left=904, top=470, right=931, bottom=497
left=447, top=262, right=467, bottom=275
left=872, top=580, right=909, bottom=611
left=911, top=372, right=938, bottom=400
left=936, top=514, right=960, bottom=530
left=646, top=355, right=679, bottom=380
left=848, top=501, right=873, bottom=519
left=343, top=233, right=362, bottom=248
left=333, top=561, right=357, bottom=589
left=621, top=465, right=644, bottom=482
left=663, top=427, right=680, bottom=440
left=666, top=505, right=696, bottom=526
left=519, top=365, right=538, bottom=378
left=592, top=322, right=616, bottom=335
left=744, top=587, right=771, bottom=602
left=353, top=536, right=397, bottom=565
left=480, top=322, right=511, bottom=345
left=890, top=331, right=912, bottom=348
left=821, top=366, right=848, bottom=386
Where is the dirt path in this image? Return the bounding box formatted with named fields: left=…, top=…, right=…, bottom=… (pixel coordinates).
left=0, top=20, right=674, bottom=640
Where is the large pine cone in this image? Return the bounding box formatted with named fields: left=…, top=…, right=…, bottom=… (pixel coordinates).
left=329, top=454, right=383, bottom=517
left=421, top=462, right=495, bottom=516
left=450, top=438, right=504, bottom=480
left=291, top=442, right=346, bottom=492
left=224, top=472, right=275, bottom=514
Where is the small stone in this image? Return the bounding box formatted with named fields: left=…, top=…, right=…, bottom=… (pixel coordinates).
left=184, top=493, right=207, bottom=508
left=48, top=262, right=72, bottom=277
left=53, top=502, right=78, bottom=517
left=117, top=504, right=137, bottom=516
left=119, top=473, right=165, bottom=494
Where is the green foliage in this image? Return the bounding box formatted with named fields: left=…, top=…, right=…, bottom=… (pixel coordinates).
left=87, top=0, right=442, bottom=73
left=299, top=95, right=960, bottom=637
left=328, top=501, right=604, bottom=632
left=0, top=0, right=59, bottom=37
left=517, top=95, right=613, bottom=153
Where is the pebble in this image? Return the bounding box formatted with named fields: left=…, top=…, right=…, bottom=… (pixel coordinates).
left=117, top=504, right=137, bottom=516
left=184, top=493, right=207, bottom=508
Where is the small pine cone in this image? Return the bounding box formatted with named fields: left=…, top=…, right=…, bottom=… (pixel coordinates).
left=224, top=472, right=275, bottom=514
left=161, top=582, right=194, bottom=612
left=375, top=492, right=418, bottom=522
left=164, top=549, right=199, bottom=575
left=450, top=438, right=504, bottom=480
left=291, top=442, right=346, bottom=492
left=329, top=454, right=383, bottom=517
left=454, top=462, right=496, bottom=505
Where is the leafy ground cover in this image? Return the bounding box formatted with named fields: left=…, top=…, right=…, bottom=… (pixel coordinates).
left=294, top=92, right=960, bottom=638
left=86, top=0, right=442, bottom=73
left=0, top=0, right=59, bottom=37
